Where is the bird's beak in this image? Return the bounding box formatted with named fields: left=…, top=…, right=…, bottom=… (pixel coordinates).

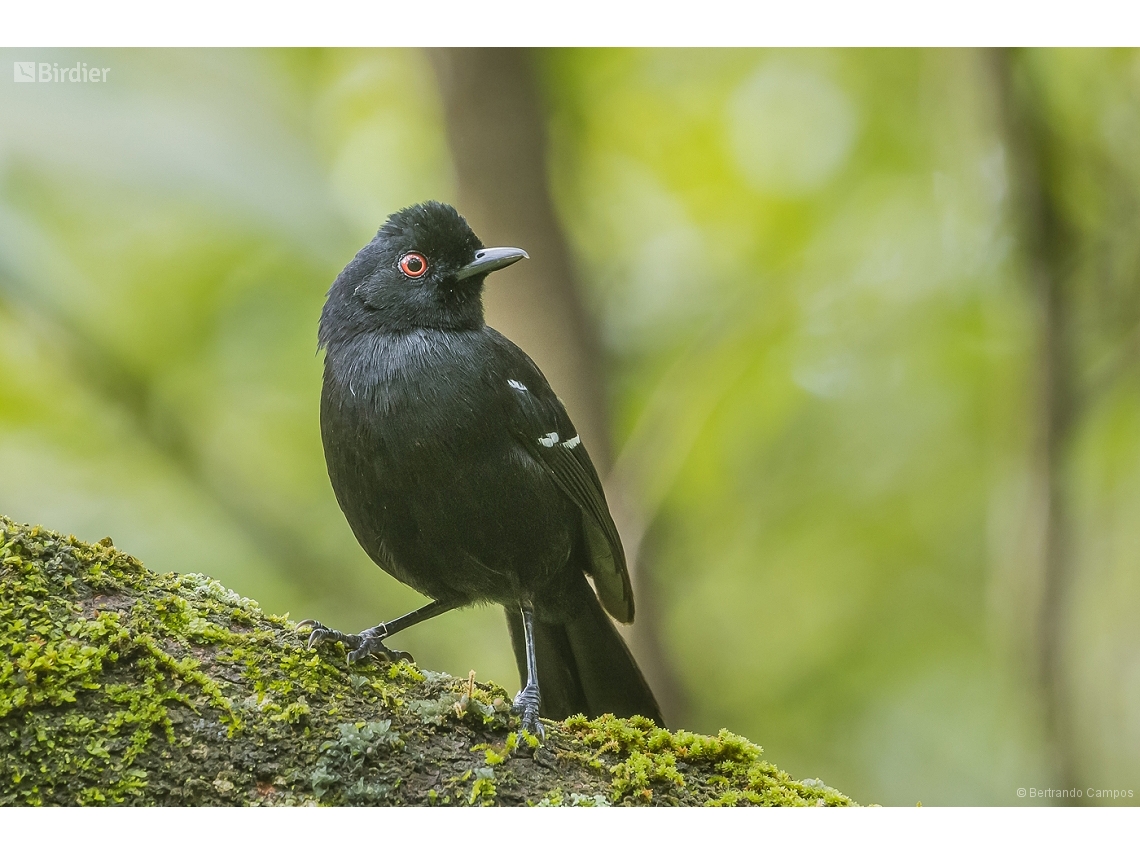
left=455, top=246, right=529, bottom=281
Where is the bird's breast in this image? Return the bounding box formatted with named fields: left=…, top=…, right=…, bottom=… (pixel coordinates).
left=321, top=328, right=533, bottom=514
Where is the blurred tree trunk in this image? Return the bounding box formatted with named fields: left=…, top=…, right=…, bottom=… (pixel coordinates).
left=426, top=48, right=687, bottom=723
left=989, top=48, right=1079, bottom=801
left=426, top=48, right=608, bottom=458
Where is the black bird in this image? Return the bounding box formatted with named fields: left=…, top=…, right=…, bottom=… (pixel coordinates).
left=299, top=201, right=663, bottom=734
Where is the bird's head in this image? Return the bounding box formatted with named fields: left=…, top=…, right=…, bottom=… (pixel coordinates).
left=319, top=201, right=527, bottom=346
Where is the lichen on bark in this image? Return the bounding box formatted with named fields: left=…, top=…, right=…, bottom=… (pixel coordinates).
left=0, top=515, right=855, bottom=806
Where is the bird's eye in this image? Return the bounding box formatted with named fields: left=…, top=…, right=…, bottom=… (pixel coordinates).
left=398, top=252, right=429, bottom=278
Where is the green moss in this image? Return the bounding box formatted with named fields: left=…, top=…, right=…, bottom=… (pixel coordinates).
left=562, top=714, right=856, bottom=806
left=0, top=530, right=241, bottom=804
left=468, top=766, right=496, bottom=805
left=0, top=516, right=858, bottom=806
left=535, top=788, right=611, bottom=806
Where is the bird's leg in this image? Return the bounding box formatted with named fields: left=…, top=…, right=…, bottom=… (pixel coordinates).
left=512, top=603, right=544, bottom=738
left=297, top=599, right=458, bottom=665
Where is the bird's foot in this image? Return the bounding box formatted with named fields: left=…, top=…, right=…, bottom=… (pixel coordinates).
left=296, top=619, right=413, bottom=665
left=512, top=684, right=544, bottom=739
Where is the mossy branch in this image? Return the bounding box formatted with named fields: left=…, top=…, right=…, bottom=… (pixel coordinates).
left=0, top=516, right=854, bottom=806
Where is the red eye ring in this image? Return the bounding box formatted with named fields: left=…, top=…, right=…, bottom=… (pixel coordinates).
left=398, top=252, right=428, bottom=278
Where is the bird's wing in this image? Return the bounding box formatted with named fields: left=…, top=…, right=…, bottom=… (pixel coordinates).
left=492, top=339, right=634, bottom=623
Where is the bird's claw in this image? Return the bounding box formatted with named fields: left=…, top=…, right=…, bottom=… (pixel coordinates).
left=348, top=629, right=414, bottom=665
left=296, top=619, right=413, bottom=665
left=296, top=618, right=353, bottom=650
left=512, top=684, right=544, bottom=739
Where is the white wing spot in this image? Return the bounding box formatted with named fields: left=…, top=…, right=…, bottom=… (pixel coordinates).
left=538, top=432, right=559, bottom=447
left=508, top=379, right=528, bottom=392
left=561, top=434, right=581, bottom=450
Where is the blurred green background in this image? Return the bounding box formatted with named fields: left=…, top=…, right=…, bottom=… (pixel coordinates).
left=2, top=48, right=1139, bottom=806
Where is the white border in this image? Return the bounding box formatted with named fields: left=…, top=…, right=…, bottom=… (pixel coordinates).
left=3, top=0, right=1139, bottom=48
left=4, top=805, right=1140, bottom=853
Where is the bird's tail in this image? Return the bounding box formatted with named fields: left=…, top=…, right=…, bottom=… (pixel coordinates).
left=506, top=579, right=665, bottom=726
